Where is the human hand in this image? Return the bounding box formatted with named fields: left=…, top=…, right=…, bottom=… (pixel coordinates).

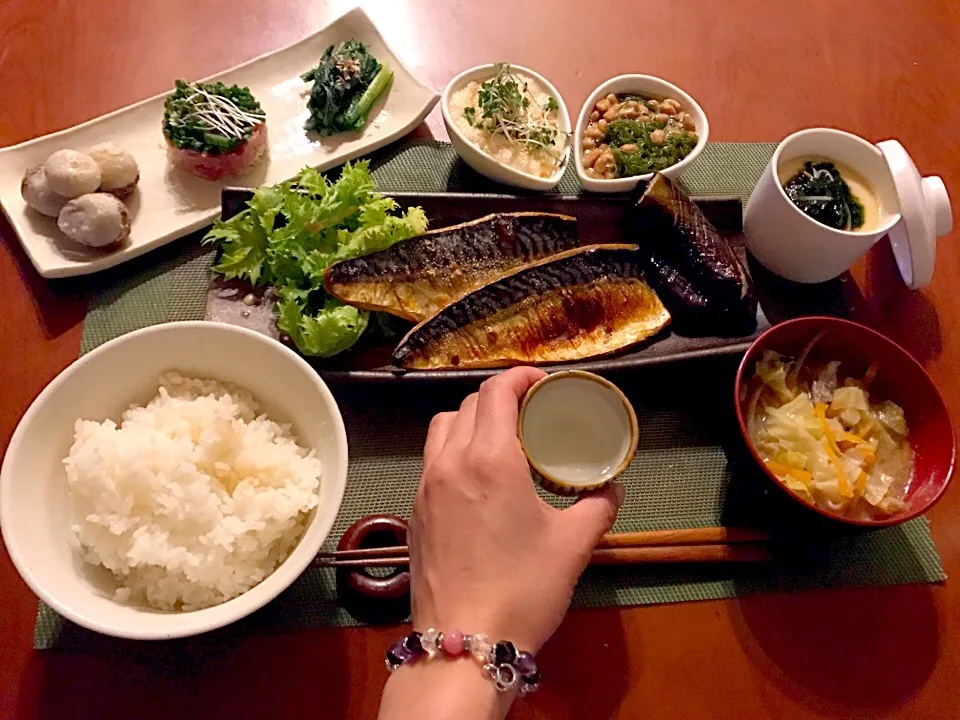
left=408, top=366, right=625, bottom=652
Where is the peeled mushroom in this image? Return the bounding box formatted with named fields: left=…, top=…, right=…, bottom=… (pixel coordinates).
left=57, top=193, right=130, bottom=248
left=88, top=142, right=140, bottom=198
left=20, top=165, right=69, bottom=217
left=43, top=149, right=101, bottom=198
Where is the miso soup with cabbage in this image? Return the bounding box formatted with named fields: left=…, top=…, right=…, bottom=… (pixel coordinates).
left=745, top=347, right=912, bottom=521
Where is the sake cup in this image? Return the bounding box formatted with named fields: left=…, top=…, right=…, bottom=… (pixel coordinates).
left=518, top=371, right=638, bottom=496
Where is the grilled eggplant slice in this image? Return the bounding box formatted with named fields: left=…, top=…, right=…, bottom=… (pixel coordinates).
left=392, top=244, right=671, bottom=370
left=324, top=212, right=579, bottom=322
left=647, top=254, right=754, bottom=335
left=635, top=173, right=755, bottom=330
left=646, top=254, right=711, bottom=315
left=636, top=173, right=750, bottom=305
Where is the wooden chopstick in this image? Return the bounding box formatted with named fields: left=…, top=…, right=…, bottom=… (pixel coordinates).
left=313, top=527, right=771, bottom=567
left=595, top=527, right=769, bottom=549
left=316, top=545, right=409, bottom=560
left=316, top=556, right=412, bottom=568
left=316, top=527, right=769, bottom=560
left=589, top=544, right=770, bottom=564
left=313, top=544, right=770, bottom=568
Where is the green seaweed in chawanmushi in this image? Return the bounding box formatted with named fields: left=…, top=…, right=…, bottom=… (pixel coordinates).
left=780, top=160, right=880, bottom=231
left=781, top=160, right=867, bottom=231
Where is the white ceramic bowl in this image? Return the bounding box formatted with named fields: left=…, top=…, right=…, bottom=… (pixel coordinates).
left=0, top=321, right=348, bottom=640
left=744, top=128, right=903, bottom=283
left=442, top=63, right=571, bottom=191
left=574, top=74, right=709, bottom=193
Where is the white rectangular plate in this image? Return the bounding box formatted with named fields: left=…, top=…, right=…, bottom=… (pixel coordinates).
left=0, top=7, right=439, bottom=279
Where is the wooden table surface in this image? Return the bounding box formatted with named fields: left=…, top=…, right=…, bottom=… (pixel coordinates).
left=2, top=1, right=959, bottom=717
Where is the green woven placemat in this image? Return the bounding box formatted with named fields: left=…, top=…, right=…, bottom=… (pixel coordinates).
left=36, top=141, right=945, bottom=649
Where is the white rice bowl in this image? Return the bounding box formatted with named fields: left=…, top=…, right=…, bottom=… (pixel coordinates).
left=64, top=372, right=321, bottom=611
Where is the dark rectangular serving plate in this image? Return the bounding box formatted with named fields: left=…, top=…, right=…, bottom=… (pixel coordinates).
left=213, top=190, right=859, bottom=382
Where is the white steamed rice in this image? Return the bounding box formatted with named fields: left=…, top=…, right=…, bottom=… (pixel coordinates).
left=64, top=372, right=322, bottom=611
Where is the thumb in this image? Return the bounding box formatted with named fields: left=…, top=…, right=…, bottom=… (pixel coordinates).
left=554, top=482, right=625, bottom=566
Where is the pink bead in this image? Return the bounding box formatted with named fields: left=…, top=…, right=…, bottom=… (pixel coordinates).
left=440, top=630, right=465, bottom=657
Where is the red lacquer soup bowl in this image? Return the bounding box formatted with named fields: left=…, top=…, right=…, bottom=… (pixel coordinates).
left=734, top=316, right=956, bottom=527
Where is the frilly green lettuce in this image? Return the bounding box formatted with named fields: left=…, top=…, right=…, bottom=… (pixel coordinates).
left=203, top=161, right=428, bottom=357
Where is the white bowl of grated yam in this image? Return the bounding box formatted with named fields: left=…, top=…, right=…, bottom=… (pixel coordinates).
left=0, top=321, right=348, bottom=640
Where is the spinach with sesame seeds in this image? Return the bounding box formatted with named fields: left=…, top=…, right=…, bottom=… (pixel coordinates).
left=301, top=39, right=393, bottom=136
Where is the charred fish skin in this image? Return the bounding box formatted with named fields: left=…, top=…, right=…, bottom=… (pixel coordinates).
left=635, top=173, right=751, bottom=307
left=324, top=212, right=579, bottom=322
left=392, top=244, right=671, bottom=370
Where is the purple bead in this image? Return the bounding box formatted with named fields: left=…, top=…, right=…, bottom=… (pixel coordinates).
left=494, top=640, right=517, bottom=665
left=404, top=631, right=425, bottom=657
left=387, top=638, right=414, bottom=667
left=515, top=651, right=537, bottom=676
left=521, top=669, right=541, bottom=686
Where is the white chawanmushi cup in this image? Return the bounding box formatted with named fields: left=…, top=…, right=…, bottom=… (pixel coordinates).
left=744, top=129, right=901, bottom=284
left=744, top=128, right=951, bottom=287
left=518, top=371, right=638, bottom=496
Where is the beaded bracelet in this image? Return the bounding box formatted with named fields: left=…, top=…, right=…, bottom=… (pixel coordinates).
left=386, top=628, right=541, bottom=694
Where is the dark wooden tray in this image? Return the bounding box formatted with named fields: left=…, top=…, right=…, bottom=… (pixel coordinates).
left=213, top=190, right=859, bottom=382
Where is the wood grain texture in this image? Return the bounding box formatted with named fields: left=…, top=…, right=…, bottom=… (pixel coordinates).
left=2, top=1, right=960, bottom=718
